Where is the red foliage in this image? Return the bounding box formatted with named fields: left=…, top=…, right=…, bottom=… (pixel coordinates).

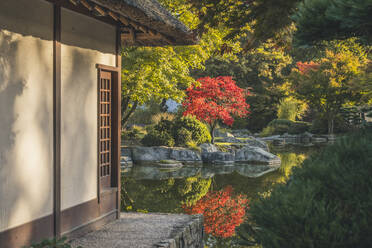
left=183, top=186, right=249, bottom=238
left=182, top=76, right=250, bottom=126
left=296, top=61, right=320, bottom=75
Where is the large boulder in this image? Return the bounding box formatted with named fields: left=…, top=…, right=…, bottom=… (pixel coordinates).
left=242, top=137, right=269, bottom=151
left=131, top=146, right=201, bottom=164
left=131, top=146, right=170, bottom=163
left=169, top=148, right=202, bottom=162
left=235, top=146, right=281, bottom=165
left=202, top=152, right=235, bottom=164
left=231, top=129, right=252, bottom=138
left=219, top=136, right=242, bottom=143
left=200, top=143, right=219, bottom=153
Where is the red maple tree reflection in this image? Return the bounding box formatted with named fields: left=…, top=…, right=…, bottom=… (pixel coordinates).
left=183, top=186, right=248, bottom=238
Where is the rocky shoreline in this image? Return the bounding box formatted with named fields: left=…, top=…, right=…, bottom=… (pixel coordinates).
left=121, top=135, right=282, bottom=177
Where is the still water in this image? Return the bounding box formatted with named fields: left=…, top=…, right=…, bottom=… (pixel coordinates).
left=121, top=146, right=319, bottom=247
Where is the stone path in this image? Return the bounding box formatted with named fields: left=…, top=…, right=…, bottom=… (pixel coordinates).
left=70, top=213, right=204, bottom=248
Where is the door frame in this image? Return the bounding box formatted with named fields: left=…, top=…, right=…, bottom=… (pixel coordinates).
left=96, top=64, right=121, bottom=207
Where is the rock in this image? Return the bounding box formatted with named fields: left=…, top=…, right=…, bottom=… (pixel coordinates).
left=202, top=152, right=235, bottom=164
left=214, top=129, right=234, bottom=138
left=131, top=146, right=201, bottom=164
left=311, top=137, right=328, bottom=143
left=235, top=146, right=281, bottom=165
left=242, top=137, right=269, bottom=151
left=260, top=135, right=282, bottom=141
left=121, top=156, right=133, bottom=167
left=157, top=160, right=184, bottom=170
left=231, top=129, right=251, bottom=138
left=303, top=131, right=313, bottom=138
left=131, top=146, right=171, bottom=163
left=169, top=148, right=201, bottom=162
left=200, top=143, right=219, bottom=153
left=219, top=136, right=242, bottom=143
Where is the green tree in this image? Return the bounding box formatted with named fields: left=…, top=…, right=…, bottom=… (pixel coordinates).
left=289, top=40, right=369, bottom=134
left=292, top=0, right=372, bottom=46
left=121, top=45, right=205, bottom=126
left=186, top=0, right=300, bottom=48
left=121, top=0, right=242, bottom=127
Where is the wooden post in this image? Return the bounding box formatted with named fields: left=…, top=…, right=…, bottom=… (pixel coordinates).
left=115, top=25, right=122, bottom=219
left=53, top=3, right=62, bottom=239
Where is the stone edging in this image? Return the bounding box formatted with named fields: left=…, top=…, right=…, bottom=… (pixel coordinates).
left=155, top=215, right=204, bottom=248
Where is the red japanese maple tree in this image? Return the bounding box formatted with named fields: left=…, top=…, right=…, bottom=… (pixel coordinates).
left=183, top=186, right=249, bottom=238
left=182, top=76, right=250, bottom=143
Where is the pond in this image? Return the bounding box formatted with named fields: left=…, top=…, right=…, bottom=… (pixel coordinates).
left=121, top=145, right=320, bottom=247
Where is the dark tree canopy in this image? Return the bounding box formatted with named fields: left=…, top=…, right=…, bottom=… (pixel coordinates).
left=292, top=0, right=372, bottom=46
left=186, top=0, right=300, bottom=47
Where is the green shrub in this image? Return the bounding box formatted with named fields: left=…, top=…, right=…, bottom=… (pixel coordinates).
left=175, top=127, right=193, bottom=146
left=288, top=121, right=311, bottom=134
left=238, top=130, right=372, bottom=248
left=141, top=128, right=175, bottom=147
left=260, top=119, right=311, bottom=136
left=141, top=116, right=211, bottom=147
left=151, top=112, right=175, bottom=124
left=310, top=115, right=349, bottom=134
left=173, top=116, right=211, bottom=145
left=122, top=125, right=145, bottom=140
left=185, top=140, right=202, bottom=153
left=277, top=97, right=308, bottom=121
left=154, top=118, right=173, bottom=133
left=269, top=119, right=293, bottom=127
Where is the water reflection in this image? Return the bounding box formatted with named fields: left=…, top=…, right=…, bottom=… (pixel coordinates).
left=123, top=162, right=280, bottom=180
left=121, top=147, right=315, bottom=247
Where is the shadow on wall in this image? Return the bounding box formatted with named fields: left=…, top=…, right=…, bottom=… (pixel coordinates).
left=61, top=47, right=97, bottom=211
left=0, top=29, right=54, bottom=245
left=0, top=31, right=27, bottom=232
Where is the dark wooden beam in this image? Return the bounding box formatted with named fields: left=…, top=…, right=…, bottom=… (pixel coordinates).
left=114, top=25, right=122, bottom=219
left=46, top=0, right=118, bottom=26
left=53, top=3, right=62, bottom=239
left=121, top=32, right=173, bottom=45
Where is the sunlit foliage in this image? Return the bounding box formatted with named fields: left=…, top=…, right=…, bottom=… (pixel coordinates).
left=289, top=39, right=369, bottom=133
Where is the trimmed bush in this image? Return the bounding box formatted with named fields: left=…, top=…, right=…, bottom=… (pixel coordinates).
left=154, top=118, right=173, bottom=133
left=260, top=119, right=311, bottom=136
left=141, top=116, right=211, bottom=147
left=288, top=121, right=311, bottom=134
left=141, top=128, right=175, bottom=147
left=122, top=125, right=145, bottom=141
left=238, top=130, right=372, bottom=248
left=173, top=116, right=211, bottom=145
left=175, top=127, right=193, bottom=146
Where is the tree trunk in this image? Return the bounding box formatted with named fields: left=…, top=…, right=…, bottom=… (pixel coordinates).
left=210, top=123, right=216, bottom=144
left=328, top=117, right=334, bottom=135
left=121, top=101, right=138, bottom=128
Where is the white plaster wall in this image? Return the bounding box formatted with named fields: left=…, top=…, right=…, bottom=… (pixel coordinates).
left=0, top=0, right=54, bottom=232
left=61, top=8, right=116, bottom=210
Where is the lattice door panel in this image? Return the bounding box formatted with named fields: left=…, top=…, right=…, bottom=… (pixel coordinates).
left=99, top=70, right=112, bottom=189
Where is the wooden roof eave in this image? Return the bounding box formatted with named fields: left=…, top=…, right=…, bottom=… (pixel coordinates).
left=66, top=0, right=197, bottom=46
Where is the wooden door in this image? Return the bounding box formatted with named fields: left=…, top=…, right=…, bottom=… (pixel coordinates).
left=98, top=70, right=112, bottom=189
